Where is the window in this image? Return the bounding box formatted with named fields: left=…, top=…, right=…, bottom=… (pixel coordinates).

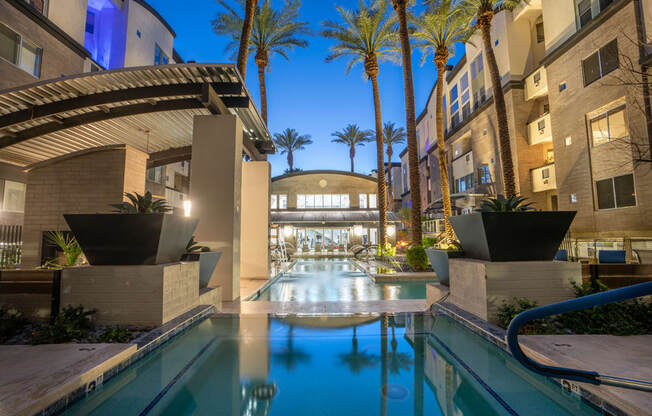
left=590, top=106, right=627, bottom=146
left=582, top=39, right=618, bottom=86
left=578, top=0, right=592, bottom=28
left=477, top=164, right=491, bottom=184
left=0, top=23, right=42, bottom=77
left=596, top=174, right=635, bottom=209
left=455, top=173, right=474, bottom=193
left=296, top=194, right=349, bottom=209
left=2, top=180, right=26, bottom=212
left=270, top=194, right=278, bottom=209
left=279, top=194, right=287, bottom=209
left=154, top=44, right=169, bottom=65
left=599, top=0, right=614, bottom=12
left=471, top=53, right=485, bottom=107
left=297, top=194, right=305, bottom=209
left=536, top=21, right=545, bottom=43
left=537, top=118, right=546, bottom=132
left=146, top=166, right=163, bottom=183
left=565, top=136, right=572, bottom=146
left=369, top=194, right=377, bottom=209
left=23, top=0, right=48, bottom=15
left=541, top=168, right=550, bottom=179
left=359, top=194, right=367, bottom=208
left=570, top=193, right=578, bottom=203
left=86, top=11, right=95, bottom=34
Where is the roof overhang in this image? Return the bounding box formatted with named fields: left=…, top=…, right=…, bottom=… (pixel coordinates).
left=270, top=210, right=401, bottom=225
left=0, top=63, right=275, bottom=167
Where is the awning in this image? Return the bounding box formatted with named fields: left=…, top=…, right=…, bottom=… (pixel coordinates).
left=271, top=210, right=401, bottom=225
left=0, top=63, right=274, bottom=167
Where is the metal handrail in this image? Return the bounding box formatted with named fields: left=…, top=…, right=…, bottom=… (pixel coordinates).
left=506, top=281, right=652, bottom=392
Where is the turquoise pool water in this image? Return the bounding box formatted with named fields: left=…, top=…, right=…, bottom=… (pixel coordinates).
left=252, top=259, right=433, bottom=301
left=63, top=313, right=601, bottom=415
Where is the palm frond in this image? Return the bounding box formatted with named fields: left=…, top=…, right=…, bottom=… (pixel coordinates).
left=273, top=128, right=313, bottom=153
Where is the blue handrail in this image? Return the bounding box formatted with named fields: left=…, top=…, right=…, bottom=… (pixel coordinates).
left=506, top=281, right=652, bottom=392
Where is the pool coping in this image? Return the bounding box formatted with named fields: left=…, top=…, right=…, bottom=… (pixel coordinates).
left=431, top=301, right=635, bottom=416
left=33, top=304, right=217, bottom=416
left=243, top=260, right=297, bottom=301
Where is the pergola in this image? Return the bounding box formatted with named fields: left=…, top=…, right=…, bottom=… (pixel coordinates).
left=0, top=63, right=275, bottom=167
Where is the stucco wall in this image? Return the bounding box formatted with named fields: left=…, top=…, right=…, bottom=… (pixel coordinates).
left=47, top=0, right=88, bottom=45
left=123, top=0, right=174, bottom=67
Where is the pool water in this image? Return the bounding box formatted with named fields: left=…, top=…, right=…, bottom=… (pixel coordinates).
left=252, top=259, right=433, bottom=301
left=63, top=313, right=601, bottom=416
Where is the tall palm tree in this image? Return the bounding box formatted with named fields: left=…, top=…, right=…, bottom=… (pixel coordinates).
left=213, top=0, right=311, bottom=125
left=330, top=124, right=372, bottom=173
left=458, top=0, right=523, bottom=197
left=239, top=0, right=257, bottom=78
left=390, top=0, right=423, bottom=246
left=383, top=122, right=406, bottom=211
left=212, top=0, right=256, bottom=78
left=322, top=0, right=398, bottom=249
left=274, top=128, right=312, bottom=172
left=413, top=0, right=474, bottom=243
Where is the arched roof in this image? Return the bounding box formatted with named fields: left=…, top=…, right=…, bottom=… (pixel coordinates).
left=0, top=63, right=274, bottom=167
left=272, top=170, right=377, bottom=183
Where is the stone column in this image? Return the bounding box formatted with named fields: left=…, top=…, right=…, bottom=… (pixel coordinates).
left=190, top=115, right=242, bottom=301
left=240, top=161, right=270, bottom=279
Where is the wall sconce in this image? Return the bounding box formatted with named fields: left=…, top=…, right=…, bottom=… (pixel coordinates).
left=354, top=225, right=364, bottom=236
left=283, top=225, right=293, bottom=238
left=183, top=200, right=192, bottom=217
left=387, top=225, right=396, bottom=236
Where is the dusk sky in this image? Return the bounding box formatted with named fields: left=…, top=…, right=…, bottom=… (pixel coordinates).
left=149, top=0, right=465, bottom=177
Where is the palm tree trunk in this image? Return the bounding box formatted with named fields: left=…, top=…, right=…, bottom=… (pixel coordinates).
left=435, top=60, right=455, bottom=243
left=393, top=0, right=422, bottom=246
left=255, top=51, right=268, bottom=125
left=478, top=11, right=516, bottom=197
left=370, top=74, right=387, bottom=249
left=237, top=0, right=256, bottom=78
left=387, top=147, right=394, bottom=211
left=288, top=149, right=294, bottom=172
left=350, top=146, right=355, bottom=173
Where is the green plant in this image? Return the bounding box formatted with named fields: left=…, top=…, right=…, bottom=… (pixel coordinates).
left=377, top=242, right=396, bottom=258
left=97, top=326, right=132, bottom=343
left=43, top=231, right=83, bottom=268
left=32, top=305, right=96, bottom=344
left=110, top=191, right=171, bottom=213
left=422, top=237, right=436, bottom=248
left=186, top=236, right=210, bottom=253
left=0, top=245, right=21, bottom=268
left=480, top=194, right=535, bottom=212
left=406, top=245, right=429, bottom=271
left=436, top=240, right=462, bottom=251
left=0, top=307, right=27, bottom=342
left=398, top=207, right=411, bottom=228
left=496, top=298, right=559, bottom=335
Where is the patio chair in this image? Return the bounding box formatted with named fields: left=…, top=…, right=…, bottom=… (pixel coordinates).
left=598, top=250, right=626, bottom=264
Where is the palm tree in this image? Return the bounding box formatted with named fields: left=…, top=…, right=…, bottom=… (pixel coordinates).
left=458, top=0, right=523, bottom=197
left=322, top=0, right=398, bottom=249
left=338, top=326, right=378, bottom=374
left=413, top=0, right=474, bottom=243
left=239, top=0, right=257, bottom=77
left=390, top=0, right=423, bottom=246
left=213, top=0, right=311, bottom=125
left=212, top=0, right=256, bottom=78
left=330, top=124, right=372, bottom=173
left=274, top=128, right=312, bottom=171
left=383, top=122, right=406, bottom=211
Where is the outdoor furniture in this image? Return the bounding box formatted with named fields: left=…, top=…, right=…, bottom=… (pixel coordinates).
left=554, top=250, right=568, bottom=261
left=598, top=250, right=626, bottom=264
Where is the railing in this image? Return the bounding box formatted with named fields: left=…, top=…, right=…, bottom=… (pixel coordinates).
left=0, top=225, right=22, bottom=267
left=507, top=281, right=652, bottom=391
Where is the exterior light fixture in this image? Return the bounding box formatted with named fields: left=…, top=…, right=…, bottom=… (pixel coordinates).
left=283, top=225, right=293, bottom=238
left=183, top=200, right=192, bottom=217
left=354, top=225, right=364, bottom=236
left=387, top=225, right=396, bottom=236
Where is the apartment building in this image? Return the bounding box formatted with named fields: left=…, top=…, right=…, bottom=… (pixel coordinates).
left=408, top=0, right=652, bottom=242
left=0, top=0, right=188, bottom=227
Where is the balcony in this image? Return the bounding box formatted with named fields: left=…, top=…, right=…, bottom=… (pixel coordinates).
left=531, top=163, right=556, bottom=192
left=527, top=113, right=552, bottom=145
left=513, top=0, right=542, bottom=22
left=525, top=66, right=548, bottom=101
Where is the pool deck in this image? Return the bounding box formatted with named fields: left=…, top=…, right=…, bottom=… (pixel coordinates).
left=521, top=335, right=652, bottom=416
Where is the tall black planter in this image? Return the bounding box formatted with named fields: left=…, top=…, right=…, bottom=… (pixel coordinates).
left=448, top=211, right=575, bottom=262
left=64, top=213, right=199, bottom=265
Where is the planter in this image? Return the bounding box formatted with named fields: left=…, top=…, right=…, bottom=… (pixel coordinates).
left=64, top=213, right=198, bottom=265
left=448, top=211, right=576, bottom=262
left=425, top=248, right=464, bottom=285
left=182, top=251, right=222, bottom=288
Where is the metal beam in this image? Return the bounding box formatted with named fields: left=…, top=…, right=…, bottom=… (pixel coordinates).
left=222, top=96, right=250, bottom=108
left=0, top=82, right=241, bottom=129
left=0, top=99, right=204, bottom=149
left=147, top=146, right=192, bottom=168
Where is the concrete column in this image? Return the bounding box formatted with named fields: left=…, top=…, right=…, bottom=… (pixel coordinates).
left=190, top=115, right=243, bottom=300
left=240, top=161, right=270, bottom=279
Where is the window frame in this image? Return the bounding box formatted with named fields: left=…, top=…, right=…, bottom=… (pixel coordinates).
left=589, top=105, right=628, bottom=147
left=0, top=22, right=42, bottom=78
left=595, top=173, right=636, bottom=210
left=154, top=43, right=169, bottom=65
left=582, top=39, right=618, bottom=87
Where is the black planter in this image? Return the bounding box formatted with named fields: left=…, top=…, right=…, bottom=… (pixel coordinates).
left=425, top=248, right=464, bottom=285
left=182, top=251, right=222, bottom=288
left=448, top=211, right=576, bottom=262
left=64, top=213, right=199, bottom=265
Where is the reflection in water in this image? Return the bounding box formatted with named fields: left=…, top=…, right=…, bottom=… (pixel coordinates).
left=62, top=313, right=602, bottom=416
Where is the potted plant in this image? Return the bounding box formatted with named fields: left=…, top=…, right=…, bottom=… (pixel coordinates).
left=448, top=195, right=575, bottom=262
left=181, top=236, right=221, bottom=289
left=425, top=240, right=463, bottom=285
left=64, top=191, right=198, bottom=265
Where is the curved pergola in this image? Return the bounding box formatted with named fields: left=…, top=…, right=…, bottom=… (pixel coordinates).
left=0, top=63, right=274, bottom=167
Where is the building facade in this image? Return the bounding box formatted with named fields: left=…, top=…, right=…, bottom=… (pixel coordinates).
left=269, top=170, right=399, bottom=252
left=406, top=0, right=652, bottom=246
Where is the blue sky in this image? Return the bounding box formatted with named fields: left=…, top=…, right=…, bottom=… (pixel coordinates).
left=149, top=0, right=464, bottom=177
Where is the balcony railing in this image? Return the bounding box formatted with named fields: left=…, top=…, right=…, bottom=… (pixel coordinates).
left=525, top=66, right=548, bottom=101
left=527, top=113, right=552, bottom=145
left=531, top=163, right=556, bottom=192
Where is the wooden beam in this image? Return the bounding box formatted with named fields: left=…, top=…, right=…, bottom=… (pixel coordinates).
left=148, top=146, right=192, bottom=168
left=222, top=96, right=250, bottom=108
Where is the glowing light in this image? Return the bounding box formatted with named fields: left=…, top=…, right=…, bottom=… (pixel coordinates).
left=183, top=200, right=192, bottom=217
left=387, top=225, right=396, bottom=236
left=283, top=226, right=293, bottom=237
left=353, top=225, right=364, bottom=236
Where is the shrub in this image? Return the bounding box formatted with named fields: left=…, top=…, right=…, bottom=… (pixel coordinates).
left=111, top=191, right=171, bottom=213
left=497, top=298, right=560, bottom=335
left=32, top=305, right=96, bottom=344
left=98, top=326, right=132, bottom=343
left=406, top=245, right=428, bottom=271
left=0, top=307, right=27, bottom=342
left=422, top=237, right=436, bottom=248
left=377, top=242, right=396, bottom=258
left=43, top=231, right=83, bottom=268
left=481, top=194, right=535, bottom=212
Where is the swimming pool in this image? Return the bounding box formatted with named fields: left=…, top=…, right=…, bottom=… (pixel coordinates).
left=251, top=259, right=433, bottom=301
left=62, top=312, right=601, bottom=415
